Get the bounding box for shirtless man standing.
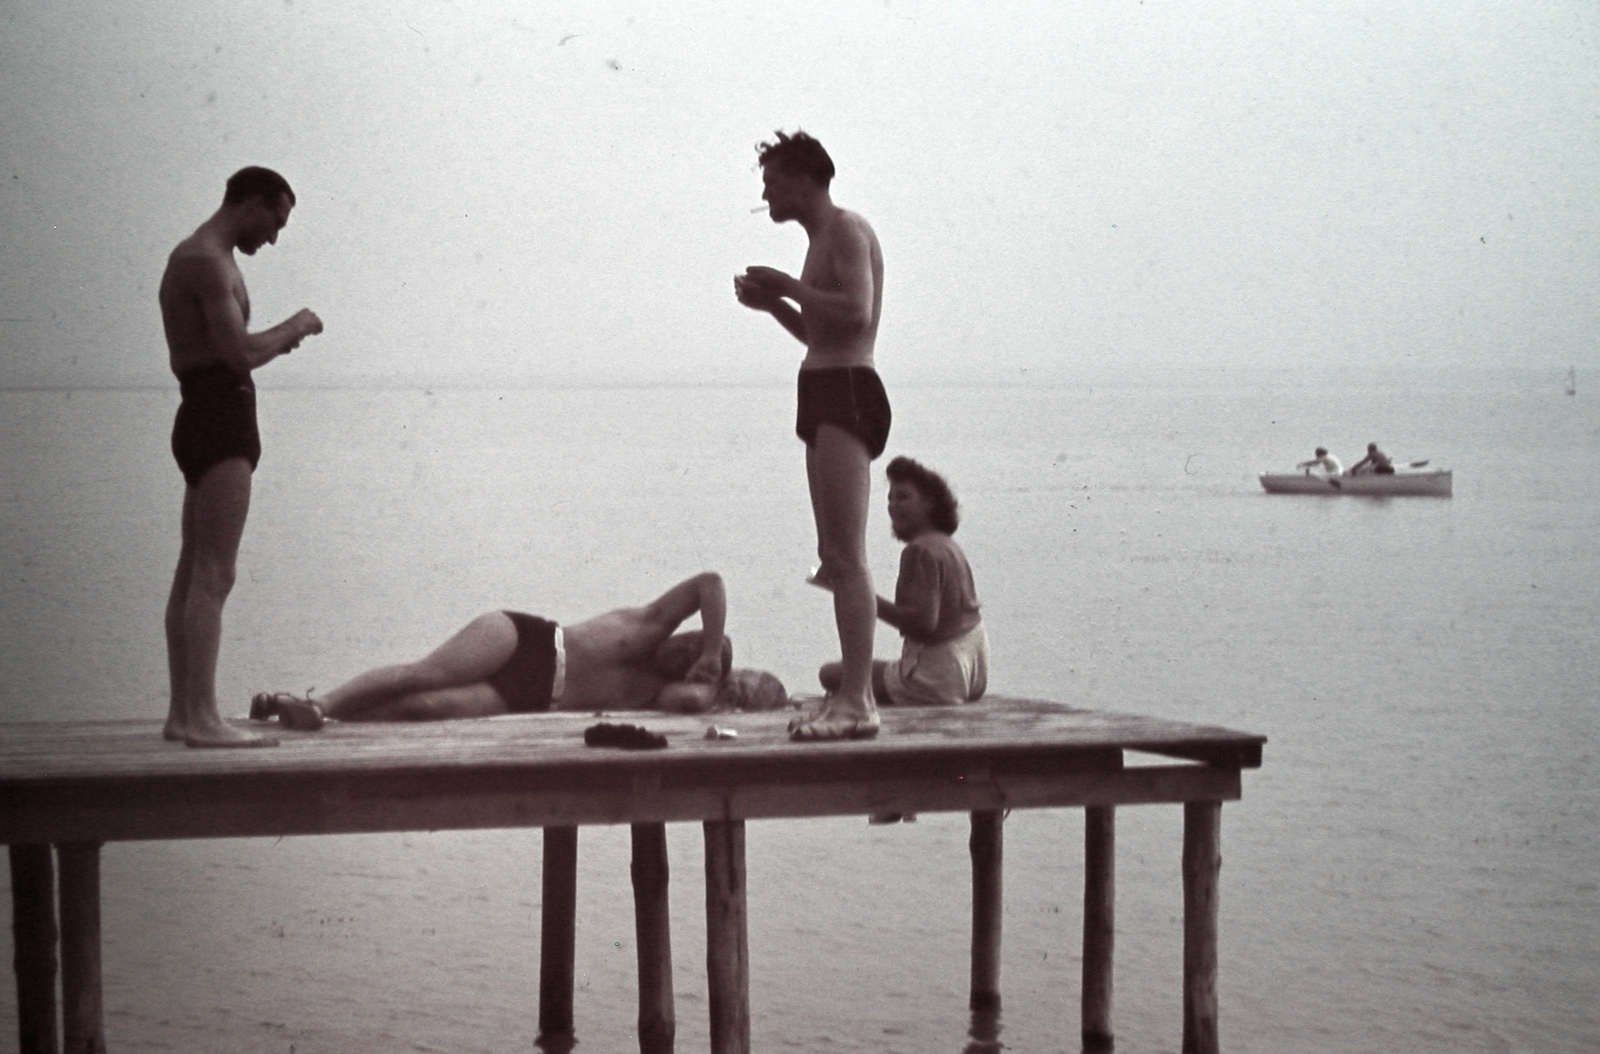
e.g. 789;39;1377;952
735;130;887;740
160;167;323;747
249;572;788;726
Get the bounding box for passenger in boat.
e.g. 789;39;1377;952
250;572;788;729
1296;447;1344;477
1349;442;1395;475
817;457;988;707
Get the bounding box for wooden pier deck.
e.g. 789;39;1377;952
2;697;1265;1053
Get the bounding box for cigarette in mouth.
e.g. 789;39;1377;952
750;204;769;213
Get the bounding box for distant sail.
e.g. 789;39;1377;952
1567;367;1577;397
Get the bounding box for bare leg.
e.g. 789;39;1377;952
804;425;877;722
818;660;890;702
319;612;520;721
163;458;276;747
163;496;196;733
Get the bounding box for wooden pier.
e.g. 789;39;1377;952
2;697;1264;1053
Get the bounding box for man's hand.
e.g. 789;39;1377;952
684;652;724;685
282;309;324;352
735;266;801;310
735;268;807;343
295;308;325;337
734;271;784;312
739;266;798;299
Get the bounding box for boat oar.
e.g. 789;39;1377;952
1407;460;1429;468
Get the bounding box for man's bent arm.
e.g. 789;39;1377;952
742;220;876;341
737;277;808;344
766;218;877;334
643;572;728;673
765;299;808;345
188;258;319;372
692;573;728;672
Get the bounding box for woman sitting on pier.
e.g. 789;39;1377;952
252;572;787;729
817;457;988;707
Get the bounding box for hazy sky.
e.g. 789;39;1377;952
2;0;1595;387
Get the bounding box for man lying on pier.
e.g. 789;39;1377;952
251;572;787;730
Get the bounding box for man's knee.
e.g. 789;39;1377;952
188;555;239;598
394;663;445;697
817;542;870;574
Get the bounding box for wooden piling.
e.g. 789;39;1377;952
538;826;578;1043
9;844;58;1054
630;823;675;1054
1082;805;1115;1051
969;809;1004;1013
1182;801;1221;1054
703;819;749;1054
55;844;104;1054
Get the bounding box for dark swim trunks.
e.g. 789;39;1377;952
795;366;892;460
487;612;560;713
171;362;261;487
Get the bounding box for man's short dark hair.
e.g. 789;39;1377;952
886;456;961;535
224;166;296;207
756;130;835;187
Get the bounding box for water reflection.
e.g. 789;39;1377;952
534;1030;576;1054
962;1008;1004;1054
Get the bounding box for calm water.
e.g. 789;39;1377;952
2;371;1597;1053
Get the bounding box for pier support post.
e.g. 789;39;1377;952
630;823;675;1054
969;809;1004;1013
702;819;749;1054
9;844;59;1054
1082;805;1115;1052
1181;801;1221;1054
56;843;104;1054
538;826;579;1045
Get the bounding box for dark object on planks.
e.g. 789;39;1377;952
583;722;669;750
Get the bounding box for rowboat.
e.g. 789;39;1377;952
1258;468;1452;497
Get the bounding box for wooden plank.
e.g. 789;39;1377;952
0;763;1239;845
630;823;675;1054
1182;801;1222;1054
537;827;578;1044
968;810;1003;1013
1082;806;1115;1052
703;820;749;1054
9;844;58;1054
2;701;1261;845
56;843;104;1054
0;699;1265;783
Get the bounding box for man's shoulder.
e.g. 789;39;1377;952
165;236;230;275
832;207;878;243
163;238;237;295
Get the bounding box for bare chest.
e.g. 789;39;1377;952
560;664;665;711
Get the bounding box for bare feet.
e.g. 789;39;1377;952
788;694;880;741
169;714;279;748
